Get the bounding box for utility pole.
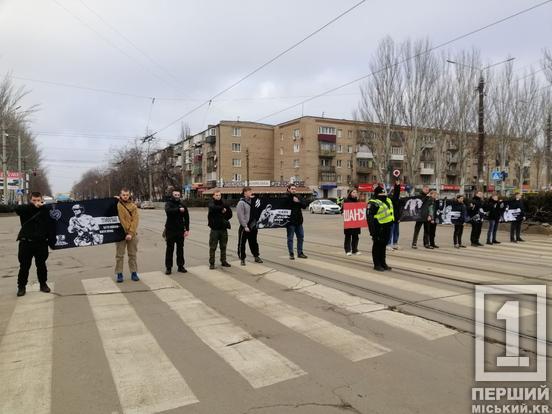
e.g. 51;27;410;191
546;112;551;189
2;122;7;205
17;133;22;204
246;147;250;185
477;75;485;191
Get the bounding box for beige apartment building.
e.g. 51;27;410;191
151;115;543;199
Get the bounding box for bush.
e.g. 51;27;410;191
522;192;552;223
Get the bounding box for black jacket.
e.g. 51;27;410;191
417;191;431;223
343;195;362;235
15;204;50;242
485;199;504;221
468;195;484;222
208;199;233;230
508;199;526;221
390;184;401;222
164;197;190;238
286;193;307;226
451;201;468;225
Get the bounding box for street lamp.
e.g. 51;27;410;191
447;57;515;192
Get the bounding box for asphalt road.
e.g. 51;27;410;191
1;208;551;414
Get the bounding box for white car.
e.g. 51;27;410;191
309;199;341;214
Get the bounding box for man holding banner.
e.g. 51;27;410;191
342;189;364;255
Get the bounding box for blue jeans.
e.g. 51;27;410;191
487;220;499;242
388;222;399;245
287;224;304;255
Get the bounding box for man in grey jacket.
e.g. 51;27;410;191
237;187;263;266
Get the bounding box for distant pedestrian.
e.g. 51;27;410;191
412;186;431;249
509;192;526;243
286;184;308;260
485;193;503;245
237;187;263;266
452;194;468;248
343;189;361;256
368;185;394;271
115;188;140;282
387;180;401;250
15;191;51;297
468;191;485;246
208;191;233;269
425;190;439;249
164;190;190;274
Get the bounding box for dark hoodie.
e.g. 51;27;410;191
286;192;307;226
164;196;190;238
208;198;233;230
15;203;50;242
343;194;361;235
484;198;504;221
468;194;484;223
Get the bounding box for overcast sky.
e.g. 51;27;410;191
0;0;550;194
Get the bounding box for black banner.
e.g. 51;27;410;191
399;196;424;222
501;201;522;223
47;198;125;249
252;197;292;229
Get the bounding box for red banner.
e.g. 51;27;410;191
343;202;368;229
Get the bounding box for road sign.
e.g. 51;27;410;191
392;169;401;177
16;189;25;196
491;171;502;181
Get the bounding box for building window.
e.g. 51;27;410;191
337;129;342;138
232;159;241;167
293;128;300;138
357;159;370;168
347;145;353;153
391;146;404;155
320;158;331;167
232;127;241;137
280;161;283;169
337;144;343;153
233;173;241;181
293;159;300;168
293;143;300;153
347;160;352;169
232;143;241;152
336;160;342;168
280;147;284;155
318;126;336;135
280;133;284;141
337;175;342;184
346;175;351;183
348;130;353;138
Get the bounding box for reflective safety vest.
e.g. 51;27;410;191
369;198;394;224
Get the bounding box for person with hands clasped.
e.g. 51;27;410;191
115;188;140;283
164;190;190;275
237;187;263;266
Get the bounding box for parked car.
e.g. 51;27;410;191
140;200;155;209
308;199;341;214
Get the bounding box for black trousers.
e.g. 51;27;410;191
18;240;49;288
425;222;437;247
344;233;359;253
165;235;184;269
372;225;391;268
412;221;426;245
510;221;522;241
470;222;482;244
453;224;464;245
209;229;228;264
237;226;260;260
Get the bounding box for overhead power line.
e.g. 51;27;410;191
255;0;552;122
150;0;369;136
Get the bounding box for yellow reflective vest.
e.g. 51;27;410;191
369;198;394;224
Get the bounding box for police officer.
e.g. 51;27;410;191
368;185;394;271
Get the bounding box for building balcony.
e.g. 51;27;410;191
318;134;337;143
390;154;404;161
420;167;435;175
193;154;203;162
319;165;336;174
205;136;216;145
319;172;337;185
356;165;373;174
207;164;216;173
207;151;216;159
319;147;336;157
192;166;203;175
356;151;373;159
206;180;217;188
446;168;458;176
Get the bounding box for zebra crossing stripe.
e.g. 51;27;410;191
140;272;306;388
189;266;391;362
238;263;455;340
82;278;198;414
0;284;55;414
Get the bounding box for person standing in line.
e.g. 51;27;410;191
237;187;263;266
509;192;526;243
412;185;431;249
485;193;503;245
115;188;140;282
425;190;439;249
368;185;394;271
15;191;52;297
452;194;468;248
208;190;233;269
387;180;401;251
164;190;190;274
468;191;485;246
343;189;362;256
286;184;308;260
